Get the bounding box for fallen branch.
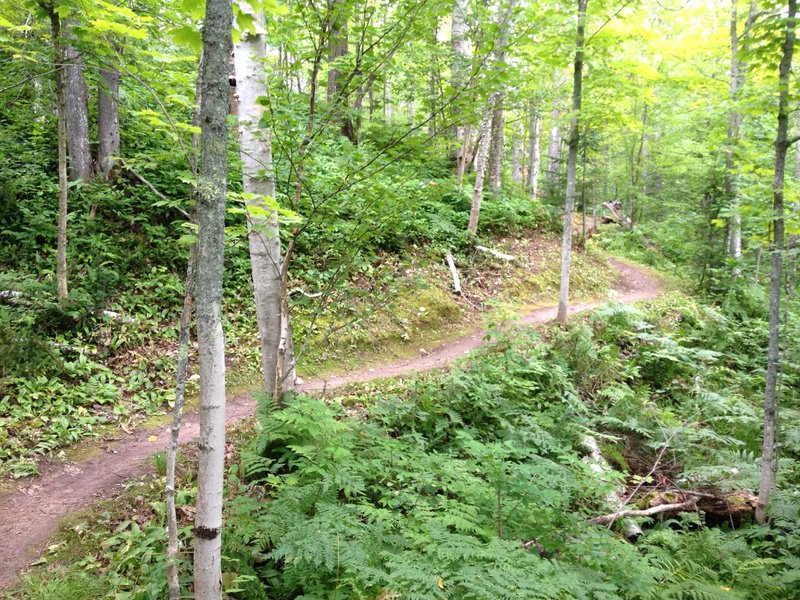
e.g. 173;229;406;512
123;166;191;220
475;245;515;261
589;498;698;525
287;287;324;299
445;253;462;294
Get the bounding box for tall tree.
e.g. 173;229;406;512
193;0;233;593
725;0;757;271
468;96;495;235
327;0;354;140
97;66;120;181
233;10;285;398
487;0;518;194
450;0;469;163
46;4;69;302
557;0;588;324
62;22;93;181
526;105;542;198
755;0;796;525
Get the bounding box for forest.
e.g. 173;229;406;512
0;0;799;597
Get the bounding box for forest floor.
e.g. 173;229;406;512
0;257;662;590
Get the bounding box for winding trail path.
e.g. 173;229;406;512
0;258;661;589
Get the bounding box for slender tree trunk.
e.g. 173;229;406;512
234;16;285;398
98;66;120;181
756;0;795;525
726;0;757;271
193;0;232;593
511;129;523;185
327;0;353;140
468;96;495;235
457;123;472;186
487;0;518;194
557;0;588;324
527;106;542;198
451;0;469;162
166;245;196;600
48;9;69;302
383;77;393;125
546;109;562;190
62;23;92;181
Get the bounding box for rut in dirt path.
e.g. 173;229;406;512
0;258;661;590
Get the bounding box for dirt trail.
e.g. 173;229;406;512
0;258;661;589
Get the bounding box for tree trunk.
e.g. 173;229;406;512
97;66;120;181
468;96;495;235
487;0;517;194
756;0;795;525
510;129;523;185
546;109;562;190
527;106;542;198
327;0;353;140
557;0;588;324
166;245;196;600
457;123;472;186
193;0;232;593
48;9;69;302
451;0;469;162
62;23;93;181
725;0;757;271
234;17;285;398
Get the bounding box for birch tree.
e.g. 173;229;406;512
233;10;286;398
62;22;93;181
468;96;495;235
556;0;587;324
725;0;757;271
756;0;796;524
526;106;542;198
193;0;233;593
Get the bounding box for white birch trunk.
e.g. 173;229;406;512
527;108;542;198
234;16;286;398
511;129;523;185
468;97;495;235
546;111;562;189
193;0;232;593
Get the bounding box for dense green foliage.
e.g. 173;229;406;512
13;288;799;599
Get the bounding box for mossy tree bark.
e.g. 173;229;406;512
193;0;232;593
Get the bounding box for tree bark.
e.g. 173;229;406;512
468;96;495;235
451;0;469;162
62;23;93;181
234;16;285;398
546;109;562;190
166;245;196;600
98;66;121;181
756;0;795;525
487;0;518;194
557;0;588;324
327;0;353;140
511;129;523;185
193;0;232;593
725;0;757;271
527;106;542;198
48;8;69;302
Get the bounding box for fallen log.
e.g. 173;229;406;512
475;245;515;261
582;436;643;537
445;253;462;295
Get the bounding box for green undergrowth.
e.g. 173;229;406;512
10;292;800;599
